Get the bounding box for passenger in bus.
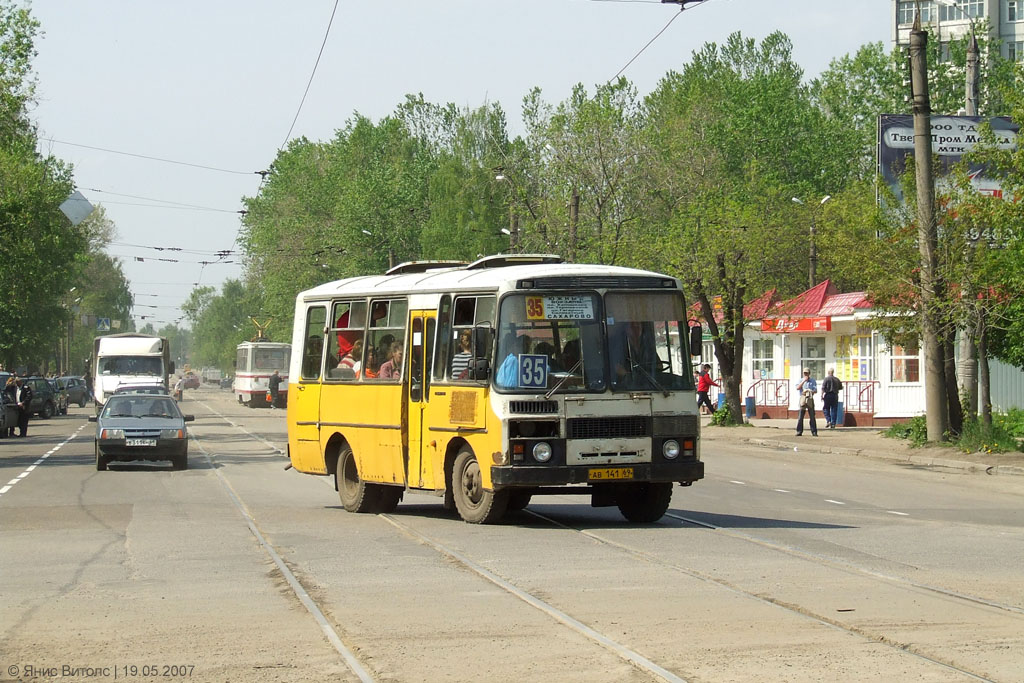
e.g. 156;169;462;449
534;341;556;367
336;339;362;378
612;321;657;384
378;341;403;380
362;346;380;379
495;333;526;388
450;330;473;380
561;339;581;372
376;334;395;364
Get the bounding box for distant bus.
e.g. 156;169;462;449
235;341;290;407
286;254;704;524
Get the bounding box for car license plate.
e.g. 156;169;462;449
126;438;157;447
588;467;634;481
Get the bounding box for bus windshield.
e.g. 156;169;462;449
254;348;289;371
606;291;693;392
495;293;605;393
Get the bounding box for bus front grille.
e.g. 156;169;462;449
510;400;558;414
568;417;649;439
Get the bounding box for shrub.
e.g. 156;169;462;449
884;415;928;447
710;404;737;426
956;417;1022;454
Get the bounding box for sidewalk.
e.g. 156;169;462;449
700;416;1024;477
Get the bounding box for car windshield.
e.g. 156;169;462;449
494;293;605;393
605;291;694;392
102;396;180;418
99;356;164;376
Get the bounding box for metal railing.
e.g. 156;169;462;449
745;379;790;407
842;380;879;413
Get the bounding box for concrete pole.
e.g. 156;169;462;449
958;31;980;418
910;14;949;441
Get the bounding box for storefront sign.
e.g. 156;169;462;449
761;317;831;333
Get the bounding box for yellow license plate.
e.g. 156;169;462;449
588;467;634;481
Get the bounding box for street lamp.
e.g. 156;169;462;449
495;172;520;252
792;195;831;288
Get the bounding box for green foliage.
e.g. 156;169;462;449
995;408;1024;438
884;415;929;446
709;404;737;427
956;416;1021;454
182;280;255;371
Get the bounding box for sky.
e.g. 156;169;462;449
27;0;892;331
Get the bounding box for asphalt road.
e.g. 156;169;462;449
1;385;1022;682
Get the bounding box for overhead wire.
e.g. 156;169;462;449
40;137;256;175
610;1;710;81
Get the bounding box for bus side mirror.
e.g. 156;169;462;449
468;359;490;380
689;325;702;356
169;362;176;374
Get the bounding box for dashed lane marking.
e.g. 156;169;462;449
0;423;87;500
887;511;910;516
824;499;846;505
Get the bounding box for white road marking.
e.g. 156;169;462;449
0;424;86;501
824;499;846;505
729;480;746;485
773;489;790;493
887;510;909;516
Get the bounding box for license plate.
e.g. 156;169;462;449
588;467;634;481
125;438;157;447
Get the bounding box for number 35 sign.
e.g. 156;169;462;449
518;354;549;389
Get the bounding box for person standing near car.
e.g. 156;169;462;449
15;377;33;437
268;370;282;409
4;377;17;437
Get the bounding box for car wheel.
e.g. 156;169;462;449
173;454;188;470
79;397;87;408
41;401;54;419
95;444;108;471
336;445;380;513
452;447;508;524
616;482;673;523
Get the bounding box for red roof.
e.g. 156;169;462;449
817;291;871;317
771;280;839;317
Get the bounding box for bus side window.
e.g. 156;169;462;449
328;300;366;381
365;299;408;383
301;306;327;380
433;295;452;382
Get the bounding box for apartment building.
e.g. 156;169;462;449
892;0;1024;60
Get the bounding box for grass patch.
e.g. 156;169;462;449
885;412;1024;454
883;415;928;446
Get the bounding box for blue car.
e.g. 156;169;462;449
89;394;195;471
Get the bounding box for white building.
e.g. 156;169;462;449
699;281;1024;425
892;0;1024;62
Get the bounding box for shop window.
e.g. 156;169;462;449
890;342;921;383
800;336;826;380
835;333;874;381
751;338;774;379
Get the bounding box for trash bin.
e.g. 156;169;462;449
745;396;755;418
836;401;844;427
717;393;726;409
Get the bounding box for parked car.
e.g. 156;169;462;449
23;376;58;419
48;378;70;415
89;393;194;471
57;376;90;408
219;375;233;390
113;383;170;396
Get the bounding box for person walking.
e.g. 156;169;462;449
268;370;282;409
696;364;719;415
821;368;843;429
15;377;33;438
795;369;817;436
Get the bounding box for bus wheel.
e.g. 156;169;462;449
616;482;673;523
375;486;403;513
508;491;532;511
337;445;380;513
452;447;508;524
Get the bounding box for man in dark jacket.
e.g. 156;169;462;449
15;377;33;437
268;370;282;409
821;368;843;429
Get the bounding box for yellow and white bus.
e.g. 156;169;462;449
286;254;705;524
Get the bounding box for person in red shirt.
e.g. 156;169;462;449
696;363;719;414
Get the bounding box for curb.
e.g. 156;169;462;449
734;437;1024;477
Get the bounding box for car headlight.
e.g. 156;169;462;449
100;428;124;439
663;439;680;459
532;442;553;463
160;429;185;439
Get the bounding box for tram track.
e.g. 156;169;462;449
188;394;1018;682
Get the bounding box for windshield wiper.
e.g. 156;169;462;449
544;359;584;400
629;361;670;397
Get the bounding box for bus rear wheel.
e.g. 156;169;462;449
452;448;508;524
616;482;673;523
337;445;380;513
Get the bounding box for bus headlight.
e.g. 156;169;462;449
532;442;553;463
663;439;680;460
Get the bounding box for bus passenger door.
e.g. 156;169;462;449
289;305;327;474
405;311;435;489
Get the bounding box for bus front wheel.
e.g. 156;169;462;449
337;445;380;513
616;482;673;523
452;448;508;524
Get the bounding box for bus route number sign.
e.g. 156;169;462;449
526;296;594;321
518;354;548;389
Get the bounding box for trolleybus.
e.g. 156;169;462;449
286;254;704;524
235;341;291;407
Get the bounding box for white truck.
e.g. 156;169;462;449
91;334;174;412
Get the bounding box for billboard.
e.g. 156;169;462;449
877;114;1017;204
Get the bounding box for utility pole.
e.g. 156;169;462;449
957;28;981;420
910;13;949;441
